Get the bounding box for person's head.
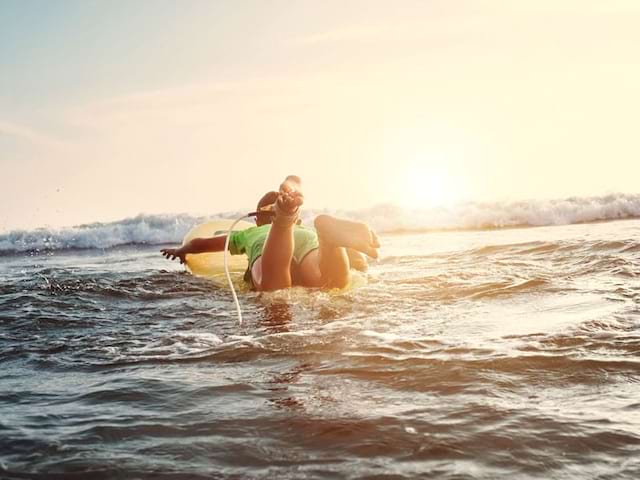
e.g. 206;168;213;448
255;191;278;226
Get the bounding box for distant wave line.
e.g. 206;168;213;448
1;193;639;254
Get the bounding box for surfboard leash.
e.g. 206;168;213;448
224;207;275;325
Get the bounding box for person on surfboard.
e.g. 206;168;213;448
160;175;380;291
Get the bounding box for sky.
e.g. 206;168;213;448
1;0;640;231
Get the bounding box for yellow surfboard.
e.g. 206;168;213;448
182;219;254;286
182;218;367;292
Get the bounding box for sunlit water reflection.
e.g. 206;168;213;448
1;220;639;478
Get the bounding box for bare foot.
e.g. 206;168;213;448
281;175;301;192
314;215;380;259
273;175;304;224
346;248;368;272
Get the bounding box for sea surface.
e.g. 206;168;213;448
1;197;639;479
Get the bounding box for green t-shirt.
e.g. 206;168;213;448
228;224;319;268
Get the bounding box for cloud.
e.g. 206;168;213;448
501;0;640;14
295;1;640;48
292;17;490;48
65;74;326;132
297;25;403;45
0;120;70;150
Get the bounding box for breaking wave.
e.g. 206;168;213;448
1;193;639;254
353;192;640;233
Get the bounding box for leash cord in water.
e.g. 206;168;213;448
224;215;250;326
223;208;275;326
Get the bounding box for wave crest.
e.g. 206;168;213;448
0;214;203;255
1;194;639;254
348;193;640;233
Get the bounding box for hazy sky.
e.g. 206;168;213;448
1;0;639;230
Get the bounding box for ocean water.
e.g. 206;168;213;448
1;198;639;479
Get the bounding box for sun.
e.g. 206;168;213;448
399;165;462;208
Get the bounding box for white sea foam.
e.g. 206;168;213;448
1;194;639;254
343;193;640;233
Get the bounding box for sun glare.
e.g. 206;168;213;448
399;165;462;208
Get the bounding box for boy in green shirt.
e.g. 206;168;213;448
161;176;379;291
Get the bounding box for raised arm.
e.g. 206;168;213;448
160;235;228;264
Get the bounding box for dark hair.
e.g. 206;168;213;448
256;191;278;225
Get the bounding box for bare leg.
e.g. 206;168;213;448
254;176;303;291
318;242;351;289
313;214;380;289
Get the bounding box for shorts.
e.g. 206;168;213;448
243;225;320;286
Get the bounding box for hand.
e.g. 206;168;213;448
160;247;187;264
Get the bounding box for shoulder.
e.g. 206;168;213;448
233;224;269;240
232;224;262;235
